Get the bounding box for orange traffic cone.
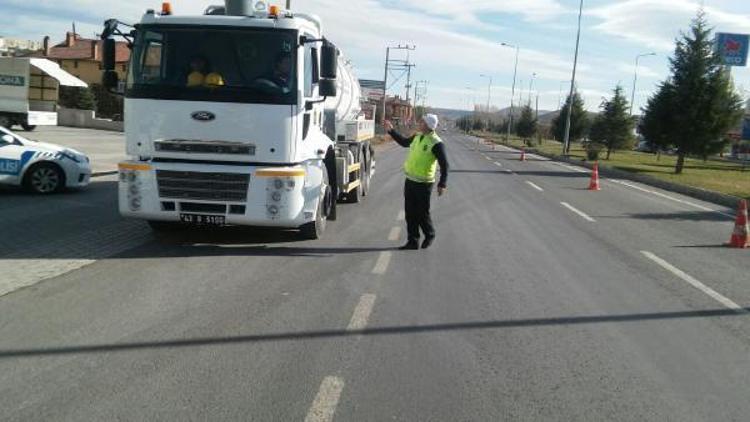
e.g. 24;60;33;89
588;162;601;191
519;147;526;161
728;199;749;248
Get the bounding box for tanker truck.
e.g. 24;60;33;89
100;0;375;239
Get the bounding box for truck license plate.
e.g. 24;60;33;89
179;214;226;225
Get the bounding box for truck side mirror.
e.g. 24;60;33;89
102;38;116;71
321;43;338;79
102;70;119;90
319;79;337;97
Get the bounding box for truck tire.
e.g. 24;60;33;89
361;146;371;197
300;166;329;240
0;114;11;129
324;151;337;221
23;162;65;194
21;123;36;131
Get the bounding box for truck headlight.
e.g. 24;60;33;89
129;196;142;211
273;178;284;190
271;191;282;202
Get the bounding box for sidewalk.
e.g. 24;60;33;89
26;126;124;176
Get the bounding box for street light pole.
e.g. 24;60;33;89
528;73;537;105
630;52;656;116
562;0;584;155
501;43;519;143
479;74;493;131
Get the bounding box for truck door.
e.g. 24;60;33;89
301;38;319;141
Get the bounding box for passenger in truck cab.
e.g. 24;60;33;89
186;55;225;88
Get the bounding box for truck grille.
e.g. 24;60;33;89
155;140;255;155
156;170;250;202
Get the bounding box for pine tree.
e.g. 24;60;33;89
552;90;588;149
642;11;744;173
640;81;676;156
588;85;635;159
515;104;537;145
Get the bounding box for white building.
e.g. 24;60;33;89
0;37;42;56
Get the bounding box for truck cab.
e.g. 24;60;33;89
103;0;374;238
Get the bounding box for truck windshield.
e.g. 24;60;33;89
126;26;297;105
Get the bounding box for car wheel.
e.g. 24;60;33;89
24;162;64;194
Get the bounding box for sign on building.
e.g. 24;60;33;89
0;74;25;86
715;33;749;67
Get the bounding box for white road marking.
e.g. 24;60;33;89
560;202;596;222
397;210;405;221
553;161;589;173
609;179;735;219
372;251;392;274
485;155;492;160
641;251;745;313
387;226;401;241
347;294;377;330
505;169;515;174
305;376;345;422
493;161;503;167
525;181;544;192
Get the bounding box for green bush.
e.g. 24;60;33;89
58;86;97;110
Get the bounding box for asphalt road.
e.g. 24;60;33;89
1;130;749;421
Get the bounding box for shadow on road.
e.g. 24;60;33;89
510;170;588;178
450;169;509;175
599;211;732;222
2;307;747;359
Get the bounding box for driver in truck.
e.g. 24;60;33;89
269;53;292;93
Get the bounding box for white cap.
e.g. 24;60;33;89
422;113;439;130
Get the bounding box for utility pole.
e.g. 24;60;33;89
380;44;415;127
404;63;416;103
562;0;584;155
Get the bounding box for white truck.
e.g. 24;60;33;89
101;0;375;239
0;57;88;130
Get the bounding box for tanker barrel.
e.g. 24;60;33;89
323;57;361;123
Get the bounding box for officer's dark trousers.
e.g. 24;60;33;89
404;178;435;242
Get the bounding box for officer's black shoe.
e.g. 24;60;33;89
421;236;435;249
398;241;419;250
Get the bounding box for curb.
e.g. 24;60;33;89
490;139;745;209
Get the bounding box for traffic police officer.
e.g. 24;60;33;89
385;114;449;250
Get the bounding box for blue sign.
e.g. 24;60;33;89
715;33;749;67
743;117;750;140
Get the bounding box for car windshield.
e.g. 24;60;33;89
0;127;28;145
127;26;297;105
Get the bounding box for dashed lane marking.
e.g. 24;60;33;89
560;202;596;222
397;210;405;221
347;294;377;330
493;161;503;167
641;251;745;313
525;181;544;192
304;376;345;422
372;251;392;275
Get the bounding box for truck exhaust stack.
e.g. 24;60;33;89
224;0;250;16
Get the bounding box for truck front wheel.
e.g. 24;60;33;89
300;165;330;240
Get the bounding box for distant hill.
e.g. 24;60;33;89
430;108;473;121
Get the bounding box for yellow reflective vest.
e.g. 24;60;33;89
404;132;442;183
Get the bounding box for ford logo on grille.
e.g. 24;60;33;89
191;111;215;121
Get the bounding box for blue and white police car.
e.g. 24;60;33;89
0;126;91;193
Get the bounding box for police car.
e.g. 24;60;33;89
0;126;91;193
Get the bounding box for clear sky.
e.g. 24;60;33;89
2;0;749;112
